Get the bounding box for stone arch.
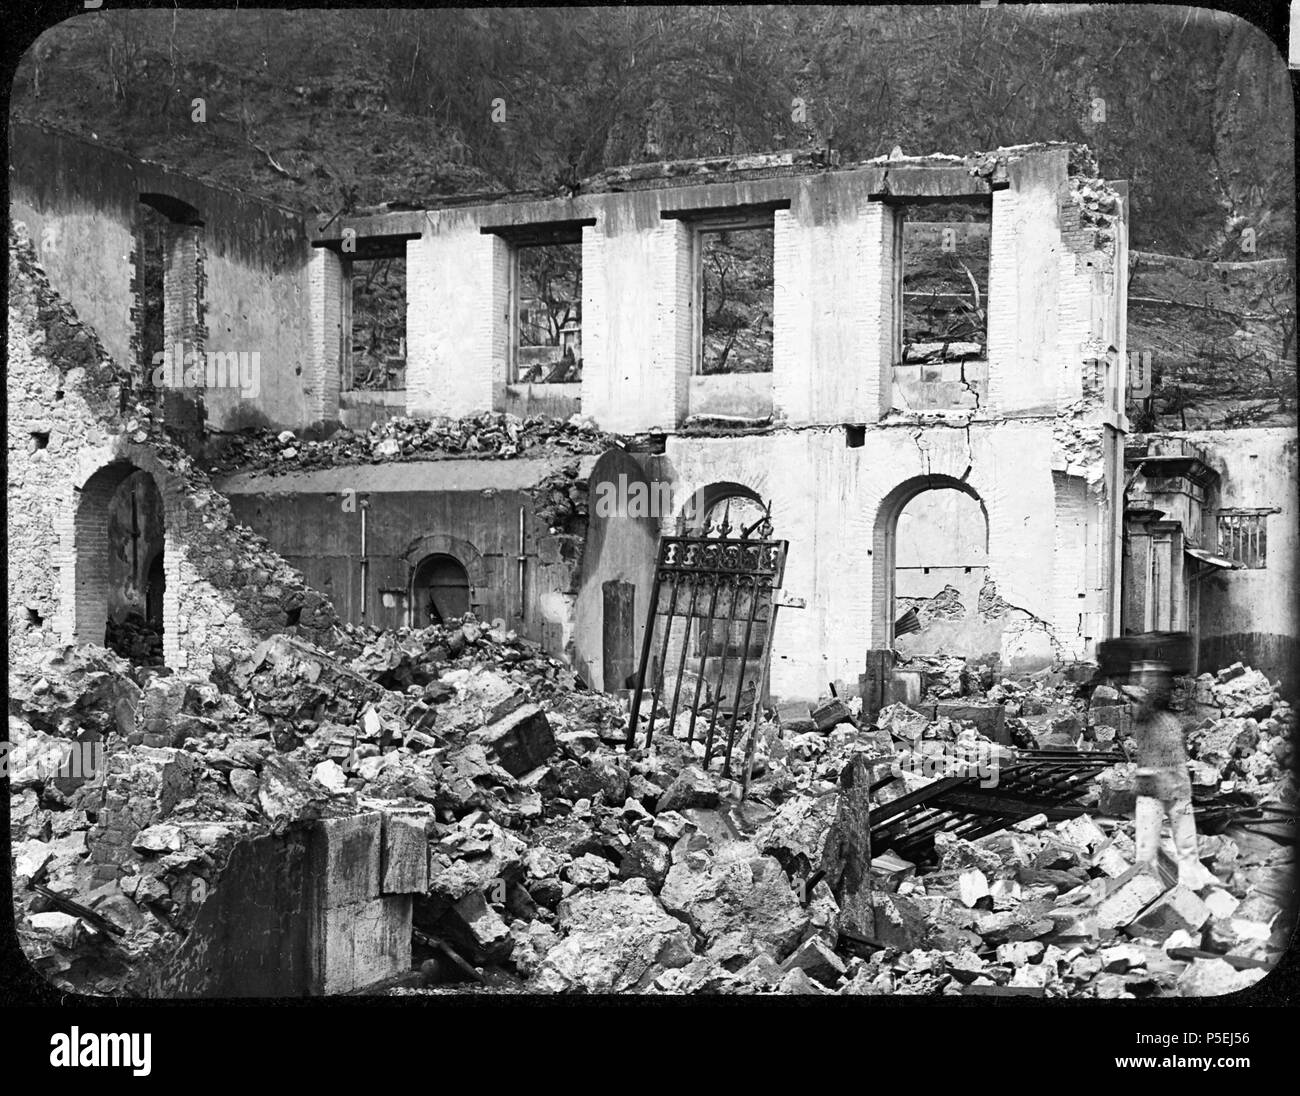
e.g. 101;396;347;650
677;480;767;534
65;448;184;664
871;474;987;648
411;554;471;627
402;534;485;626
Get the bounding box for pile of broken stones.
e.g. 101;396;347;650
10;622;1294;997
205;412;618;476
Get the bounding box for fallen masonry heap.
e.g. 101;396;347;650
10;610;1294;997
204;413;621;477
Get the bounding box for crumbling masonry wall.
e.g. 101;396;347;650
10;122;323;432
7;227;339;673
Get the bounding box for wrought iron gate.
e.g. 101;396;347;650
627;505;788;775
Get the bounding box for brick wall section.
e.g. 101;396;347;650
306;247;343;425
405;228;508;418
652;218;693;429
771;209;807;423
403;229;436;415
8;227;340;673
773;197;885;425
860;202;900;423
487;233;511;411
578;221;608;423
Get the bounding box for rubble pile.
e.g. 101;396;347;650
205;413;619;477
10;628;1293;998
1184;663;1295;799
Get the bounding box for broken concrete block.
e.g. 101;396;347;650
131;823;183;854
1055;813;1107;851
996;940;1045;965
618;837;670;892
470;703;555;777
877;702;929;742
1100;943;1148;972
533;878;695;993
381;813;429;894
1096;865;1166;930
777;967;831;995
811;698;853;732
1176;957;1268;997
934;701;1007;744
870;892;926;951
780;936;846;987
656;765;720;814
1090;839;1134;879
309;813;383;908
652;810;689;843
563;853;613;888
958;868;990;908
1127;885;1211;941
1202;888;1241;921
869;851;916;891
660;842;808;960
443;889;513;965
311;759;347;792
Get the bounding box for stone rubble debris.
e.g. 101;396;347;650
10;620;1293;997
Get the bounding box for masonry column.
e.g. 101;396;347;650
307;247;343;426
861;201;901;422
650;218;693;432
578;221;609;427
771;208;811;424
159;224;206;434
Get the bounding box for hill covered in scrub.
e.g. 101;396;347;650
10;5;1295;427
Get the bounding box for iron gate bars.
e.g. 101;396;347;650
627;506;788;775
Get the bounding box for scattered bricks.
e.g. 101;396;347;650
868;892;927;950
1127;885;1211;942
380;813;429;894
934;701;1007;744
811;698;853;733
470;703;555;777
780;936;846;987
777;701;816;733
1096;865;1166;930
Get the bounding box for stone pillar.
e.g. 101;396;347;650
307;247;343;426
651;218;694;431
861;201;901;422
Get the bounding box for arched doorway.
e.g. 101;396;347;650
73;459;168;662
411;553;470;627
871;475;987;650
670;483;775;713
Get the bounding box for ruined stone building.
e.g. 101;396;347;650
10;121;1297;704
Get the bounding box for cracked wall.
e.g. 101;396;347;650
8;227;339;674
